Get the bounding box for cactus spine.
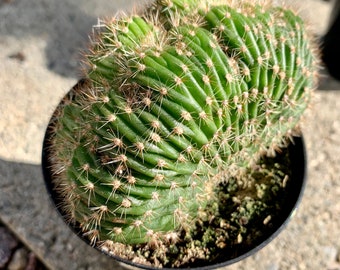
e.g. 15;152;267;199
49;0;317;261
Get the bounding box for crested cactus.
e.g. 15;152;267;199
48;0;318;266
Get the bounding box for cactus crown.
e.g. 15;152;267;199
48;0;317;265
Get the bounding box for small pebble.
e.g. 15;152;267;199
8;248;27;270
8;52;26;62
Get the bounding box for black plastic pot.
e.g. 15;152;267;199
42;81;307;270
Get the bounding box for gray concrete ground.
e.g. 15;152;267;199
0;0;339;269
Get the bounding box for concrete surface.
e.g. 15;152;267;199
0;0;339;269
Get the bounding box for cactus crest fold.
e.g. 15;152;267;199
49;0;318;248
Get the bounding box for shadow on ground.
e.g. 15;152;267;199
0;0;133;78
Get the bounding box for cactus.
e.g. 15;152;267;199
48;0;318;265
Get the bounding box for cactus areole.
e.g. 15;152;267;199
43;0;318;268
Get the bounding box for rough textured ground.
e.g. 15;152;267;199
0;0;339;269
0;220;47;270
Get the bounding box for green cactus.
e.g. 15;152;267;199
48;0;317;262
